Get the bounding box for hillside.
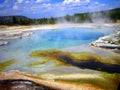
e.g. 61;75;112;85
0;8;120;25
0;16;32;25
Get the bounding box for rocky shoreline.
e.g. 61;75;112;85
0;41;8;46
91;30;120;50
0;31;33;46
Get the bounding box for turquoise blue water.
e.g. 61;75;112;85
0;27;113;62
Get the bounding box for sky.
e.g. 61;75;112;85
0;0;120;18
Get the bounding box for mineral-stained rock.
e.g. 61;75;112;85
91;30;120;49
0;79;53;90
0;31;33;40
0;41;8;46
0;31;33;46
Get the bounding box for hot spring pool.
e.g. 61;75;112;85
0;27;115;72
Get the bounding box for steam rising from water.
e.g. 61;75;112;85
56;11;111;24
90;11;110;23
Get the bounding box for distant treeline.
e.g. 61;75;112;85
0;8;120;25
